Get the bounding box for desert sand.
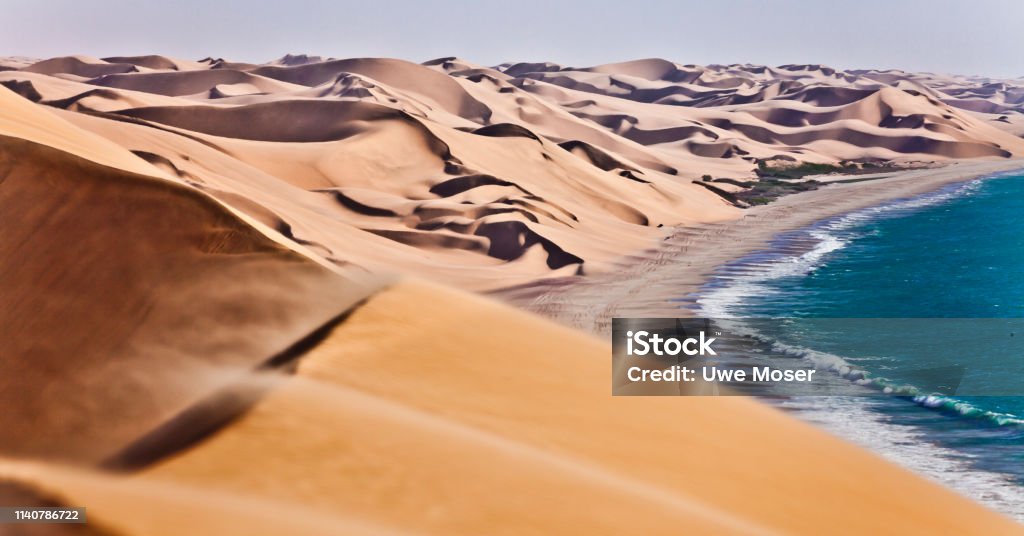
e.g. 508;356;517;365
3;56;1024;290
5;281;1023;534
2;54;1024;534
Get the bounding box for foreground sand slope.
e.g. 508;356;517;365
4;280;1018;535
0;125;383;464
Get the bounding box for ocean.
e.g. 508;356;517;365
695;171;1024;519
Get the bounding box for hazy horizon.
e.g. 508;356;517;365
4;0;1023;78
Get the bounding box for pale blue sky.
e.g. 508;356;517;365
2;0;1022;77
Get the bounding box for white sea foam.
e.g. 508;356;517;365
779;396;1024;520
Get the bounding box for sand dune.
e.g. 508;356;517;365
22;55;139;78
0;84;166;174
0;126;383;463
143;280;1013;535
101;54;206;71
90;68;305;97
252;58;493;123
4;281;1020;534
5;55;1021;287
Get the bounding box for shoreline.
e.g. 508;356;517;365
497;158;1024;521
497;159;1024;334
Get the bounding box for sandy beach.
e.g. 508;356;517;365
498;159;1024;334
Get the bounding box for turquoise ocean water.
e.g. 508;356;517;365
695;171;1024;519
